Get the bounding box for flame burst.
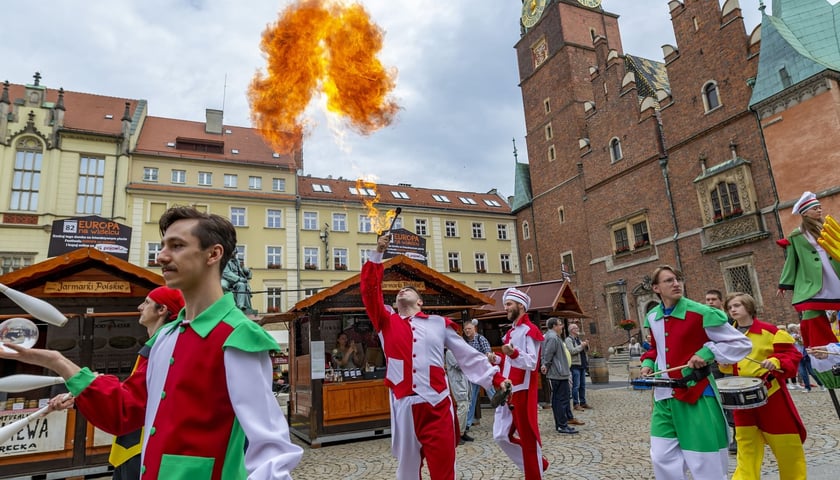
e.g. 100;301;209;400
356;178;396;234
249;0;399;154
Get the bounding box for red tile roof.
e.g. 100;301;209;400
134;116;298;169
298;176;511;213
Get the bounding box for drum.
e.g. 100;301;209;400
717;377;768;410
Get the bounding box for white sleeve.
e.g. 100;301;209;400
445;328;500;391
224;348;303;480
704;323;752;364
508;334;540;371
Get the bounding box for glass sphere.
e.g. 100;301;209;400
0;317;39;352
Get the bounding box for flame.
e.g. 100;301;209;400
249;0;399;154
356;178;396;234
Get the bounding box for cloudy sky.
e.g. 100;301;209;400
5;1;764;198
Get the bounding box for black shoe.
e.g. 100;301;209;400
461;433;474;442
556;426;578;434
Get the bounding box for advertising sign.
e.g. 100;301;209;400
383;228;427;264
0;409;67;457
48;216;132;260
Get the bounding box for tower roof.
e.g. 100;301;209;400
750;0;840;106
510;161;533;213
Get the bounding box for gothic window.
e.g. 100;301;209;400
522;221;530;240
609;137;623;162
703;81;721;112
526;254;534;273
720;254;762;307
710;181;742;221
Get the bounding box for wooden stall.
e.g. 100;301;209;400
475;279;590;407
0;248;164;479
272;255;493;447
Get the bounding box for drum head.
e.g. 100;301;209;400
716;377;762;391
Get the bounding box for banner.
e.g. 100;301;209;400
384;228;427;264
0;409;67;457
48;216;132;260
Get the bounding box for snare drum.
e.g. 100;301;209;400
630;377;682;389
717;377;768;410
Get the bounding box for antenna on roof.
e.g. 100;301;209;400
221;73;228;130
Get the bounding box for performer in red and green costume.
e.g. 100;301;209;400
0;207;302;479
719;292;806;480
640;265;751;480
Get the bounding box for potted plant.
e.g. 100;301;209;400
450;266;460;273
304;263;317;270
267;263;282;269
334;264;348;271
619;319;637;331
615;246;630;255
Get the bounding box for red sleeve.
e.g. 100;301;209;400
73;357;149;436
640;335;657;364
769;332;802;380
361;260;391;332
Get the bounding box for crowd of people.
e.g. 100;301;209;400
2;190;838;480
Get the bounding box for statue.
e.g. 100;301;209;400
222;258;255;314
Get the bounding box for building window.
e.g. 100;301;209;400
459;196;477;205
304;247;319;269
475;253;487;273
391;191;410;199
267;209;283;229
224;174;238;188
333;248;348;270
391;217;403;229
332;213;348;232
359;215;372;233
558;207;565;224
267;246;282;268
720;254;762;307
561;252;574;277
526;254;534;273
611;214;650;254
312;184;333;193
235;245;246;266
415;219;428;236
710;181;742;222
146;243;162;267
500;253;511;273
445;220;458;238
522;221;530;240
548;145;556;162
609;137;623;162
10;138;43;211
0;254;34;275
266;287;283;313
472;222;484;239
272;178;286;192
249;176;262;190
544;98;550;114
448;252;461;272
545;123;553;140
497;224;508;240
303;212;318;230
230;207;246;227
198;171;212;186
360;248;374;266
702;81;721;112
171;169;186;184
432;194;451;203
77;156;105;214
609;291;627;325
143;167;159;182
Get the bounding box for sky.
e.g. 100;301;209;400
5;1;765;199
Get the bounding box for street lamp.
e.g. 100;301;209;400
319;223;329;268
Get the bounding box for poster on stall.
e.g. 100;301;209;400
0;409;67;457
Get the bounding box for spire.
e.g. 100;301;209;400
512;137;519;163
33;71;41;86
56;88;65;111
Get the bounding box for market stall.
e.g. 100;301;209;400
0;248;164;479
270;254;492;447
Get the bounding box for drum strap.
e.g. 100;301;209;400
672;364;711;388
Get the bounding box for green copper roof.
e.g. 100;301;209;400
510;161;533;213
750;0;840;106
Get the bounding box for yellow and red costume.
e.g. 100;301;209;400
719;318;806;480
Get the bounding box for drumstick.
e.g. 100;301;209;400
641;363;689;377
743;356;785;374
808;349;840;355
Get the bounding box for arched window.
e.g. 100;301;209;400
526;254;534;273
609;137;623;162
11;137;43;211
703;81;720;112
522;221;530;240
710;181;742;221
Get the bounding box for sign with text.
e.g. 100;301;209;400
384;228;427;264
48;216;132;260
0;409;67;457
44;281;132;294
382;281;427;293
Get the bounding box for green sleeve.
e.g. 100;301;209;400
224;320;279;353
65;367;97;396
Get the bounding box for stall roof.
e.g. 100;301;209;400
268;255;494;323
475;279;589;320
0;247;164;292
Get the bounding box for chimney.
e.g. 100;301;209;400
205;108;223;134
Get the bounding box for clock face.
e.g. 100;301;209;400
577;0;602;8
522;0;548;29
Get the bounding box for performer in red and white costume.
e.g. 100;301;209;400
489;288;548;479
361;234;510;480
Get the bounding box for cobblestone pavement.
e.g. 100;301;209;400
290;366;840;479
